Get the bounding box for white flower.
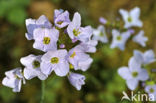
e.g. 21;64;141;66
20;54;47;80
145;85;156;101
93;25;108;43
33;27;59;52
133;30;148;47
118;57;149;90
68;46;93;71
119;7;143;28
76;40;98;53
67;12;92;42
145;85;156;95
25;15;52;40
133;49;156;65
68;72;85;90
2;68;25;92
41;49;69;77
110;29;131;51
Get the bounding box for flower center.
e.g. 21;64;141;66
99;32;104;37
15;75;20;80
33;60;40;68
150;88;154;93
73;29;81;36
132;72;138;78
116;36;122;41
43;37;51;44
69;64;74;69
51;57;59;64
70;52;76;58
57;21;63;25
127;16;132;22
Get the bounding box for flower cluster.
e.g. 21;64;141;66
93;6;156;101
93;7;148;51
118;49;156;100
2;9;97;92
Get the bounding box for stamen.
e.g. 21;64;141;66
70;52;76;58
127;17;132;22
116;36;122;41
57;21;63;25
99;32;104;36
43;37;51;44
73;29;81;36
33;60;40;68
51;57;59;64
150;88;154;93
132;72;138;78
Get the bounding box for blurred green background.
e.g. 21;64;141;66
0;0;156;103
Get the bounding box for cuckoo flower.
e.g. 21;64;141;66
20;54;47;80
119;7;143;28
68;46;93;71
25;15;52;40
133;50;156;65
78;58;93;71
93;25;108;43
145;85;156;95
67;12;92;42
54;9;70;28
33;27;59;52
118;57;149;90
68;72;85;90
133;30;148;47
110;29;131;51
41;49;69;76
76;40;98;53
145;85;156;101
2;68;25;92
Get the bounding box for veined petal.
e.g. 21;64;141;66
126;79;138;90
23;68;38;80
72;12;81;28
68;72;85;90
20;54;35;67
138;69;149;81
33;28;45;40
36;15;51;26
54;61;69;77
119;9;129;24
78;26;93;42
133;30;148;47
37;72;48;80
78;58;93;71
133;50;144;64
2;77;16;88
128;57;141;71
118;67;132;80
41;62;53;76
144;50;156;64
13;79;22;92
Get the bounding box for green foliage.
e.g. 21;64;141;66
7;8;27;25
0;0;30;25
0;87;16;103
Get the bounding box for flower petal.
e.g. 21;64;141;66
126;79;138;90
118;67;132;80
54;61;69;77
138;69;149;81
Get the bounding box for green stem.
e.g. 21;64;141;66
40;80;45;103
